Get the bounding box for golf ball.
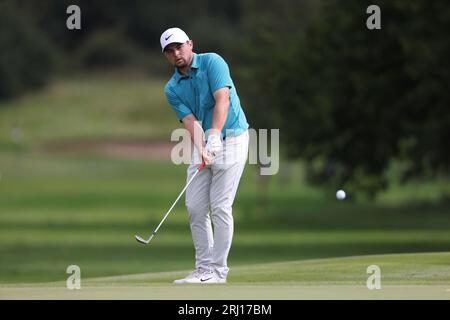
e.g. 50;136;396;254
336;189;346;200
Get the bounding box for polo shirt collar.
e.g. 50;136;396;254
191;53;199;70
175;53;199;83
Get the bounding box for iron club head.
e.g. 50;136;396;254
134;161;205;246
135;235;150;244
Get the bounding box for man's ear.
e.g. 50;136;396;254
188;40;194;50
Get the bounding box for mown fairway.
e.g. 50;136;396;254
1;151;450;285
1;75;450;299
1;253;449;299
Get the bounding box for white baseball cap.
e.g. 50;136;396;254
160;27;190;52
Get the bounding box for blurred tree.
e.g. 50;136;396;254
244;0;450;199
76;29;139;68
238;0;318;133
0;0;250;96
4;0;246;69
235;0;318;214
0;1;56;101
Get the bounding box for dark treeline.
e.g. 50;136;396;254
1;0;449;198
241;0;450;198
0;0;245;99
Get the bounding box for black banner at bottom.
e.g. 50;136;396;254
1;300;449;318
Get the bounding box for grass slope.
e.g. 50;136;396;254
0;73;173;146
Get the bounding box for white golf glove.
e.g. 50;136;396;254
203;133;222;165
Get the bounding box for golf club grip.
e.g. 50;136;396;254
198;160;206;171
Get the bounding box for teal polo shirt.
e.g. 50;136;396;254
164;53;249;139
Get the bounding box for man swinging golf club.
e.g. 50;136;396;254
160;27;249;284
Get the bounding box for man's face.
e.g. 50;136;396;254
163;40;193;69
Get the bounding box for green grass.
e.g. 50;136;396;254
0;73;173;145
1;253;449;299
1;151;450;284
1;74;450;294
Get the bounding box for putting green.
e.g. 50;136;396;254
1;252;449;300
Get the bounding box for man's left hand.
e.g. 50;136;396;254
204;133;222;163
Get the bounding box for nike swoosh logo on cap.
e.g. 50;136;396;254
165;34;173;41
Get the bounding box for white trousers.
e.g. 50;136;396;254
185;130;249;279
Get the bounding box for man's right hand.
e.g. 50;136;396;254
202;149;215;165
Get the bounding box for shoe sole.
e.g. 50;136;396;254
173;280;227;284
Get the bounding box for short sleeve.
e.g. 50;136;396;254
207;54;233;94
165;86;192;122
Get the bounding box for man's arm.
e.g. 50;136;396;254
209;87;230;137
182;87;229;164
181;114;208;161
200;87;229;163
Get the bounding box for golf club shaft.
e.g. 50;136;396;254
150;160;206;239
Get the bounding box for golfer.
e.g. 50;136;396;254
160;27;249;283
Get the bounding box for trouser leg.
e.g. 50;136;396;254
209;131;249;278
185;164;213;271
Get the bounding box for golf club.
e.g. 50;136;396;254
135;160;206;245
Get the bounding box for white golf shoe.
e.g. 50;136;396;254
198;270;227;284
173;269;226;284
173;270;203;284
